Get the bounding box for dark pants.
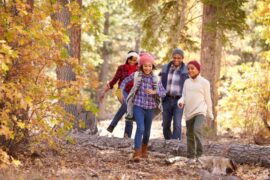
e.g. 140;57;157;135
109;91;133;137
162;97;183;140
186;114;204;158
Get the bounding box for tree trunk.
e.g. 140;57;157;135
200;4;222;133
171;0;187;48
134;25;141;52
76;135;270;168
98;11;110;119
53;0;97;132
150;139;270;168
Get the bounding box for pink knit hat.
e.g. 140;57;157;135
139;53;155;66
188;60;201;72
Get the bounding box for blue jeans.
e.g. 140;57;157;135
133;105;154;149
109;91;133;137
162;97;183;140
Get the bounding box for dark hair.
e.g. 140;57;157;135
128;50;138;54
139;64;156;71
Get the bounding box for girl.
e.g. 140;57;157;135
178;60;214;162
100;51;139;138
120;53;166;162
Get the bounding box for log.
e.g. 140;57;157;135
149;139;270;167
72;134;270;168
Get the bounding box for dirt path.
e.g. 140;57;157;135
1;120;269;180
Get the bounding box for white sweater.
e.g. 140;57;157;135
178;75;214;121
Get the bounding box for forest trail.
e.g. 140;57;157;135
1;120;269;180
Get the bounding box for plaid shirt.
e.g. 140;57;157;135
166;65;181;96
120;73;166;109
108;64;137;93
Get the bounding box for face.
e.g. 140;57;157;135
142;63;153;75
172;54;183;67
187;64;200;78
128;56;137;66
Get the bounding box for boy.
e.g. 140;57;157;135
178;60;214;161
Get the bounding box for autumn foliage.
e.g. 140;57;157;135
0;0;87;155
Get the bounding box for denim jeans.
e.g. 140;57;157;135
186;114;204;158
162;97;183;140
133;105;154;149
109;91;133;137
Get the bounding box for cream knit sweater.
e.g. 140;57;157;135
178;75;214;121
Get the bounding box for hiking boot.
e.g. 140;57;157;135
133;149;141;162
141;144;148;158
107;125;115;133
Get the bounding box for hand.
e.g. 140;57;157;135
178;102;184;109
209;114;214;121
145;89;157;95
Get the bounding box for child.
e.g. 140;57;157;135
178;60;214;162
120;53;166;162
100;51;139;138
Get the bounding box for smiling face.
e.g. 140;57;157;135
127;56;137;66
188;64;200;79
172;54;183;67
142;63;153;75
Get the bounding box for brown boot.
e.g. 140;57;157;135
133;149;141;162
141;144;148;158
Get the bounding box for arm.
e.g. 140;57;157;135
178;81;186;108
157;81;166;98
108;66;122;89
145;81;166;97
204;81;214;120
99;66;122;101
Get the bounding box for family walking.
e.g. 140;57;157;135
100;48;214;162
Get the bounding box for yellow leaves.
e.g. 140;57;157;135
66;136;76;145
0;43;18;59
12;159;22;167
1;63;9;72
0;126;14;139
17;122;26;129
218;61;270;134
0;149;21;169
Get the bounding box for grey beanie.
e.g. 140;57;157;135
172;48;184;57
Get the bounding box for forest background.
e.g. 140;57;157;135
0;0;269;171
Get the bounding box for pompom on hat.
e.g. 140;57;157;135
187;60;201;72
139;52;155;66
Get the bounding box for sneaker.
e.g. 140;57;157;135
107;125;115;133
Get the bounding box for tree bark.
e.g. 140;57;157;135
134;25;140;52
53;0;97;132
98;11;110;119
200;4;222;132
171;0;187;48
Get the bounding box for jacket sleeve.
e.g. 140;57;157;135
120;73;134;91
108;66;122;89
157;81;167;98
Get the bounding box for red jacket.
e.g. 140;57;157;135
108;64;137;93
